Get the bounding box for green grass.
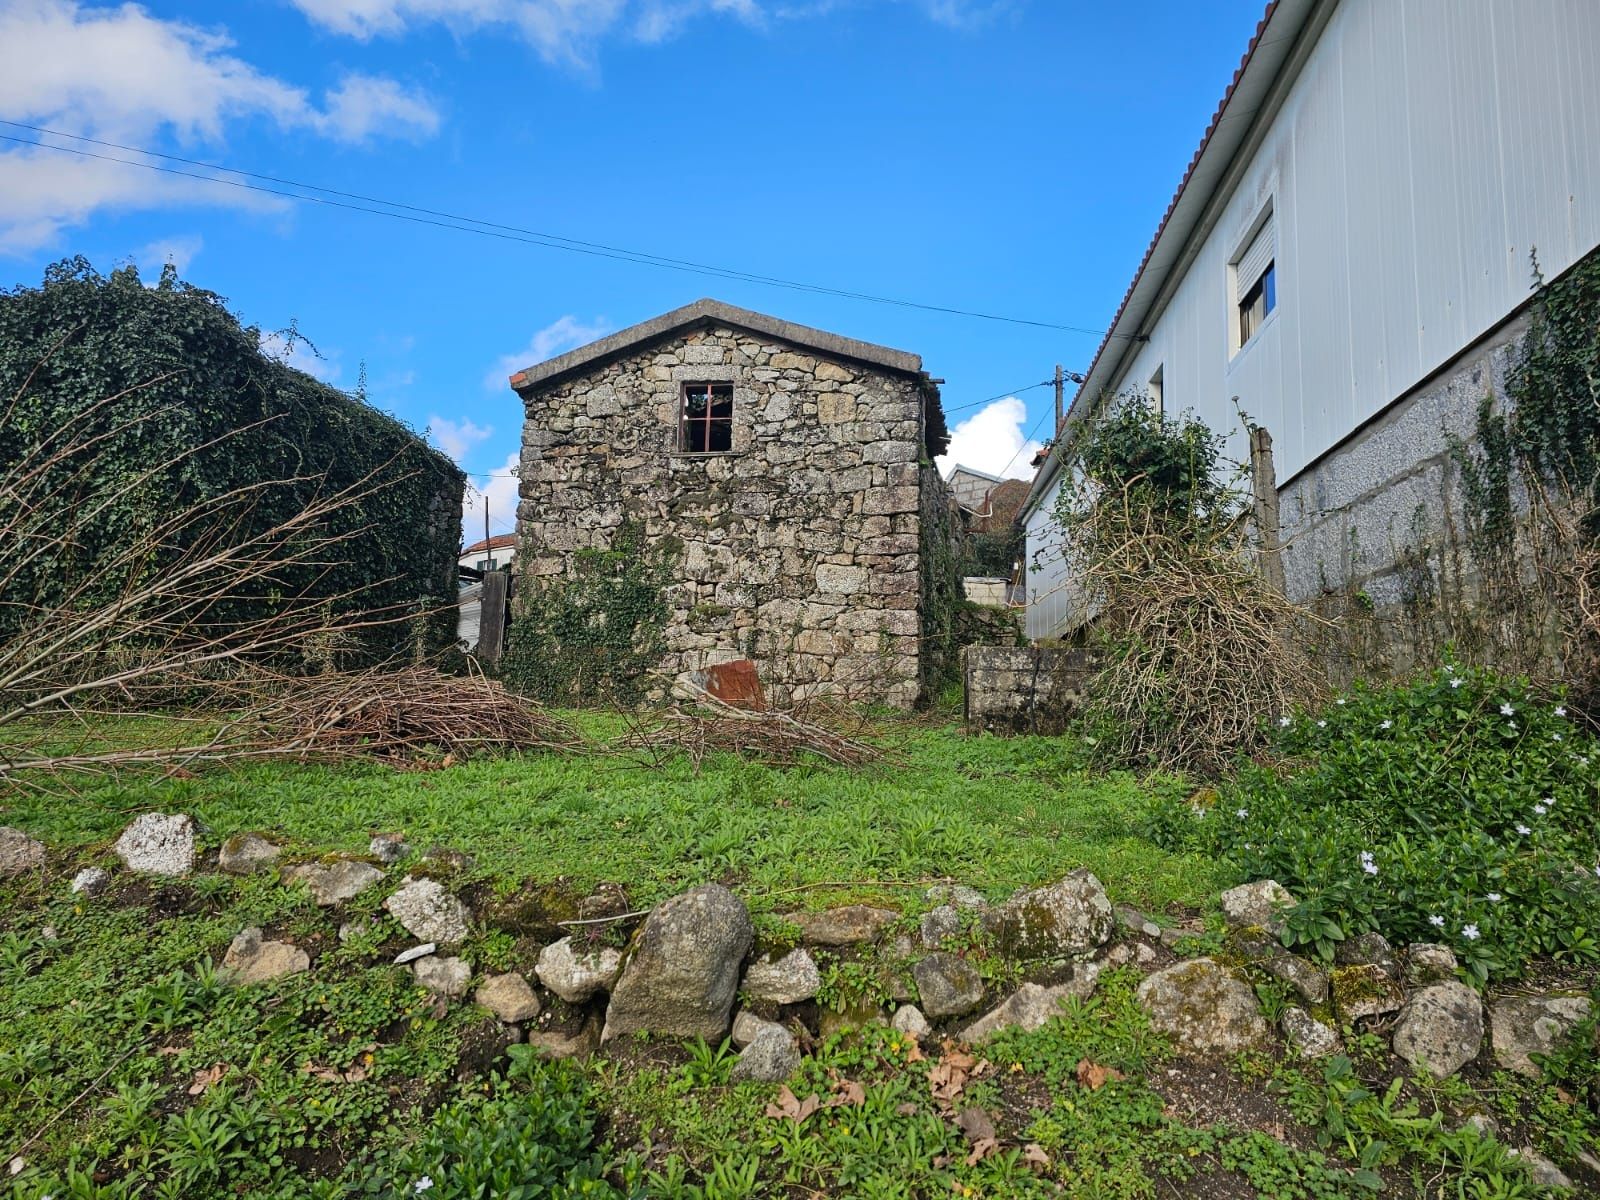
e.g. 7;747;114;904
2;718;1589;1198
2;722;1228;917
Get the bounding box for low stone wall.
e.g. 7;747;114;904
1275;309;1546;684
962;645;1092;735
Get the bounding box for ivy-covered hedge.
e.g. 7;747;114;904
0;259;464;660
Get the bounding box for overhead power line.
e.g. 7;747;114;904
0;120;1138;340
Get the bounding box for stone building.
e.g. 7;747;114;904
508;299;956;708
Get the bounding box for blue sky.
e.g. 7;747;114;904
0;0;1266;542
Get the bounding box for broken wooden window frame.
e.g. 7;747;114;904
678;381;735;453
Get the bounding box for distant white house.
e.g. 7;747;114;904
456;534;514;650
459;533;516;575
1020;0;1600;642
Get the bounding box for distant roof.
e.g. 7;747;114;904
944;464;1004;485
508;298;924;393
462;533;516;555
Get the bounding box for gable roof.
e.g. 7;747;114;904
461;533;516;555
1018;0;1321;521
508;297;924;394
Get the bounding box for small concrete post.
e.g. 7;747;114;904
1250;425;1286;595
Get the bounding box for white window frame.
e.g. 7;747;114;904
1229;200;1277;355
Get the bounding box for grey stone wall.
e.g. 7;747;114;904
962;646;1093;735
516;324;935;708
1277;312;1536;681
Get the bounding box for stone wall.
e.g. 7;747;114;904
962;645;1093;735
515;324;936;708
1276;311;1540;683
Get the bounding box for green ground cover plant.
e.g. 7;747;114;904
2;723;1225;918
1145;663;1600;983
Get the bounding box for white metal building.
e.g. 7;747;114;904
1020;0;1600;640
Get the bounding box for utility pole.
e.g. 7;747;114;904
484;492;491;568
1053;363;1064;437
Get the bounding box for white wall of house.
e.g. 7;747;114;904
1120;0;1600;487
1026;0;1600;640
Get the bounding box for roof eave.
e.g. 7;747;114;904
1017;0;1321;523
509;297;924;395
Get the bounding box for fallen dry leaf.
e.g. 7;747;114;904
187;1064;225;1096
828;1078;866;1108
1075;1059;1126;1091
764;1085;821;1125
964;1137;998;1166
1022;1143;1051;1171
895;1101;920;1116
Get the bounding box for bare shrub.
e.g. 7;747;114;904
1052;399;1324;775
0;362;476;783
1068;484;1324;774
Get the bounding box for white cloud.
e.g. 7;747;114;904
483;314;611;390
462;448;522;541
0;1;439;253
287;0;735;62
428;414;494;462
260;329;342;382
915;0;1017;29
935;396;1040;481
287;0;986;61
135;234;203;278
313;73;442;141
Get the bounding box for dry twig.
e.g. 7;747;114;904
616;685;887;769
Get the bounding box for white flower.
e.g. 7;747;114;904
1579;756;1591;767
1277;716;1292;728
1336;698;1347;706
1445;664;1456;673
1516;823;1532;836
1236;808;1249;819
1555;705;1567;718
1553;733;1563;742
1500;702;1515;717
413;1179;434;1194
1428;914;1445;928
1486;892;1502;902
1533;803;1548;816
1317;719;1328;729
1359;851;1378;876
1507;722;1517;732
1379;720;1392;730
1462;924;1480;941
1195;807;1206;819
1450;677;1464;689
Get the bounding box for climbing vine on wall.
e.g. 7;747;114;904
1455;248;1600;713
0;259;464;661
500;522;679;706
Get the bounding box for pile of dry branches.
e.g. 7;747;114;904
618;689;885;770
1071;486;1325;775
257;665;583;762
